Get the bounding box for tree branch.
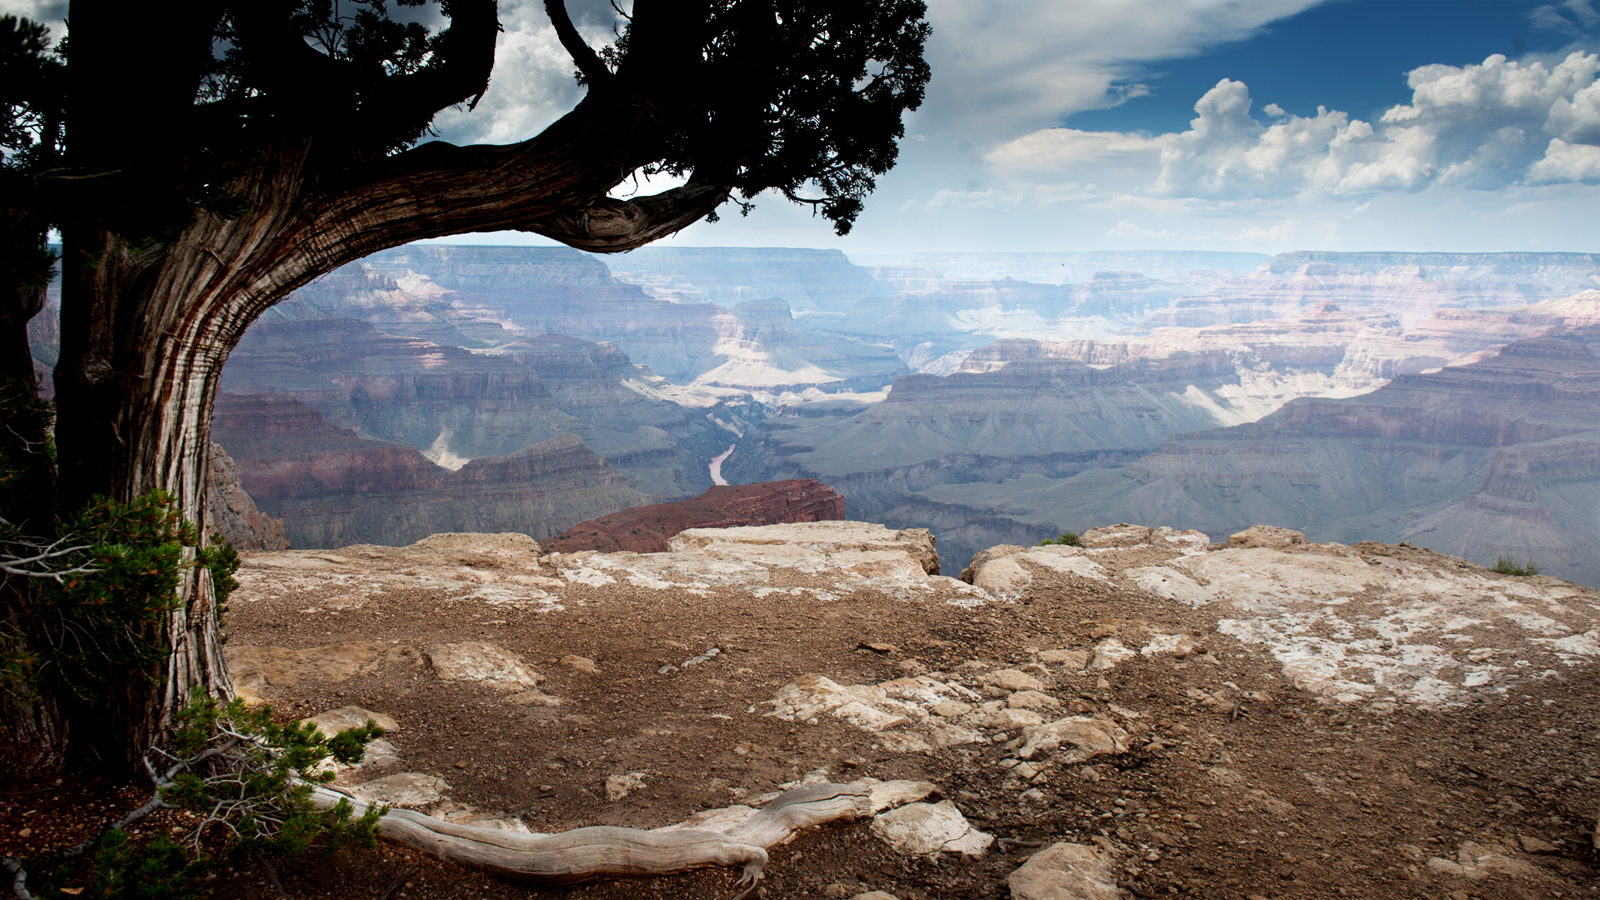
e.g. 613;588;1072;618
545;0;612;87
370;0;501;117
521;180;730;252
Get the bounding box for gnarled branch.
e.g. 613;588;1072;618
545;0;612;87
311;781;875;893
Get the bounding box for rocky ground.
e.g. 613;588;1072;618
9;522;1600;900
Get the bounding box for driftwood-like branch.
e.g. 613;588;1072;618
311;781;874;892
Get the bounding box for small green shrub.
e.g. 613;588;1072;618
1491;555;1538;577
40;691;387;899
1037;531;1079;547
1;491;242;705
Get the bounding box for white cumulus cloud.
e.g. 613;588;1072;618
987;50;1600;202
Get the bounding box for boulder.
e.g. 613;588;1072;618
427;641;558;704
871;800;993;857
1017;717;1130;763
301;706;400;738
1007;842;1122;900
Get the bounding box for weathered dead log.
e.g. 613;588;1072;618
311;781;874;891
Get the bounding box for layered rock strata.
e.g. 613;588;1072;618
897;327;1600;586
724;349;1259;568
544;479;846;554
1138;251;1600;331
222;319;731;500
205;441;290;551
600;246;893;312
211;393;649;548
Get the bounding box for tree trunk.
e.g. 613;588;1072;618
52;227;234;769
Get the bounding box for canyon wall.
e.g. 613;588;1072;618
204;442;290;551
891;328;1600;585
1137;252;1600;331
601;246;892;311
211;393;650;548
222;318;732;501
722;349;1252;553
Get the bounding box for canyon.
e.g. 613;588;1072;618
210;393;649;548
29;246;1600;585
893;326;1600;584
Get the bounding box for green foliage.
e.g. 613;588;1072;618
83;832;195;900
157;691;386;861
0;492;242;704
621;1;932;235
37;691;386;899
1038;532;1079;547
1491;555;1538;577
0;13;66;171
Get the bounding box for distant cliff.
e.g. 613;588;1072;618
205;442;290;551
222;318;732;501
212;393;651;548
892;326;1600;585
543;479;846;553
1137;251;1600;331
601;246;892;312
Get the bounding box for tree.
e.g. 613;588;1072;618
1;0;930;775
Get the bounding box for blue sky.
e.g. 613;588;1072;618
430;0;1600;256
6;0;1598;257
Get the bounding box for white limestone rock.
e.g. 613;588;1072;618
427;641;558;704
871;800;993;857
1091;640;1135;671
1007;842;1123;900
1017;717;1130;763
344;772;449;808
301;705;400;738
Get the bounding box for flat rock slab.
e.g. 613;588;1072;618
302;705;400;738
871;800;992;857
1008;842;1122;900
427;641;557;704
965;524;1600;708
344;772;449;808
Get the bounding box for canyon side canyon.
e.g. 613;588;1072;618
31;246;1600;585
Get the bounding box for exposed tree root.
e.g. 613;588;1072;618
311;781;876;893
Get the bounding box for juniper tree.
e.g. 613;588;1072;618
0;0;930;775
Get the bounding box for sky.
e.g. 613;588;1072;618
6;0;1600;257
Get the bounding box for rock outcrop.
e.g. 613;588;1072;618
544;479;846;554
212;392;650;548
220;522;1600;899
205;441;290;551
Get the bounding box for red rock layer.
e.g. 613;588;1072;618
543;479;846;553
212;393;649;548
205;442;290;551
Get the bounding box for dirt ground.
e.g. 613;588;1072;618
4;527;1599;900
